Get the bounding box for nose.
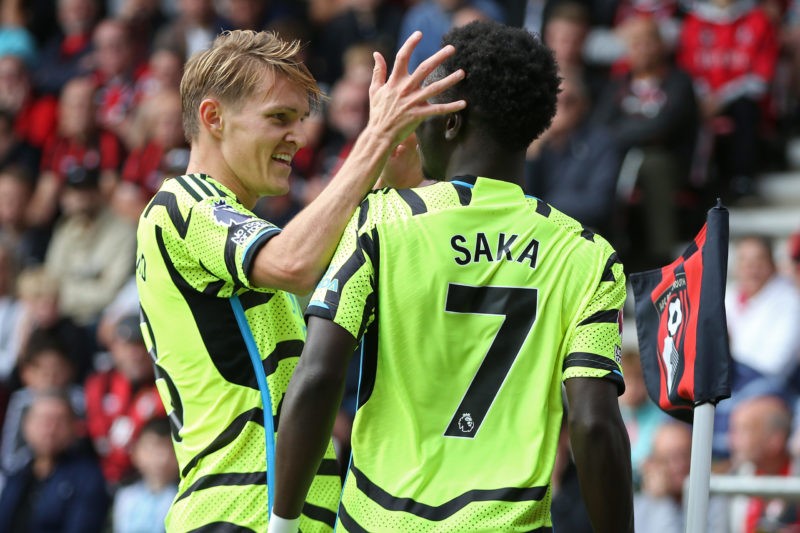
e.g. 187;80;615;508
286;122;308;149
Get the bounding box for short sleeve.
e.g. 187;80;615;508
182;196;281;290
562;257;627;395
306;205;377;341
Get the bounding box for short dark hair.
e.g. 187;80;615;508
436;20;560;151
138;416;172;440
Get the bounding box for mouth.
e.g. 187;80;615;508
271;153;293;167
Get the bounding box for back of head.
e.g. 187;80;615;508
434;20;560;151
180;29;321;142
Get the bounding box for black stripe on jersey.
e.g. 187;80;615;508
451;182;473;206
263;340;303;378
534;200;551;218
351;466;547;521
181;407;264;478
357;198;370;230
188;174;215;196
203;278;226;296
175;472;265;503
302;502;337;527
563;352;619;372
141;305;185;442
238;291;274;310
224;225;246;291
174;175;204;201
578;309;619;326
581;227;595;242
316;458;341;476
338;504;368;532
355;228;380;407
145;191;192;238
355;229;379;340
198;174;227;197
600;253;621;282
397;188;427;215
187;522;255;533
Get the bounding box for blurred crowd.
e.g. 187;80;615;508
0;0;799;531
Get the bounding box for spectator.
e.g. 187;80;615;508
788;229;800;287
314;0;404;85
154;0;219;59
43;164;136;329
542;1;607;102
727;394;800;531
84;313;165;486
91;18;145;148
677;0;780;200
593;15;699;268
397;0;506;71
28;76;123;229
0;0;38;67
0;238;21;384
619;348;668;487
113;90;187;222
0;165;48;265
0;109;40;178
525;70;622;236
32;0;97;96
0;54;58;153
0;389;110;532
634;421;728;532
0;332;85;474
218;0;301;31
725;235;800;389
12;266;95;383
112;417;178;533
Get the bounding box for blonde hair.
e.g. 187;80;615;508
180;30;321;142
17;266;60;299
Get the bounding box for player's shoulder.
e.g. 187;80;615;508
356;181;465;230
527;196;617;258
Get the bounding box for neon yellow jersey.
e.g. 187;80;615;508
307;176;626;532
136;173;340;532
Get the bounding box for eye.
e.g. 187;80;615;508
268;113;289;124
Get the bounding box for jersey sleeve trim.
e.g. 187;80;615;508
242;227;281;279
563;351;625;395
577;309;620;326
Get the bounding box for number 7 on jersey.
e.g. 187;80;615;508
443;283;538;438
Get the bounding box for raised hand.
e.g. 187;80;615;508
366;31;466;148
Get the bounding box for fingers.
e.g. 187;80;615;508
390;31;423;83
369;51;387;100
408;44;457;88
417;68;466;103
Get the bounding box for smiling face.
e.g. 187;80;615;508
216;72;309;204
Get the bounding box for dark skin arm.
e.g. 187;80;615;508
564;377;634;533
273;317;358;520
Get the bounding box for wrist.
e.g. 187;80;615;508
268;513;300;533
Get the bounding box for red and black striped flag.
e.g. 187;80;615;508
630;200;732;423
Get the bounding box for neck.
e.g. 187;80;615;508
758;452;790;475
32;456;56;479
445;139;526;187
186;143;255;209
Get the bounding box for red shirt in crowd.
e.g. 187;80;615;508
39;130;123;180
84;369;166;484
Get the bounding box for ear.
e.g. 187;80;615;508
198;98;223;139
444;111;462;141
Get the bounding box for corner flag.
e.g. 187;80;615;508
630;200;732;423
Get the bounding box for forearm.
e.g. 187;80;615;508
569;411;633;532
273;361;347;520
252;128;393;293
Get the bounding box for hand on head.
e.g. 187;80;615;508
366;31;467;149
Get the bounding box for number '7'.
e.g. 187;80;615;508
443;283;538;438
